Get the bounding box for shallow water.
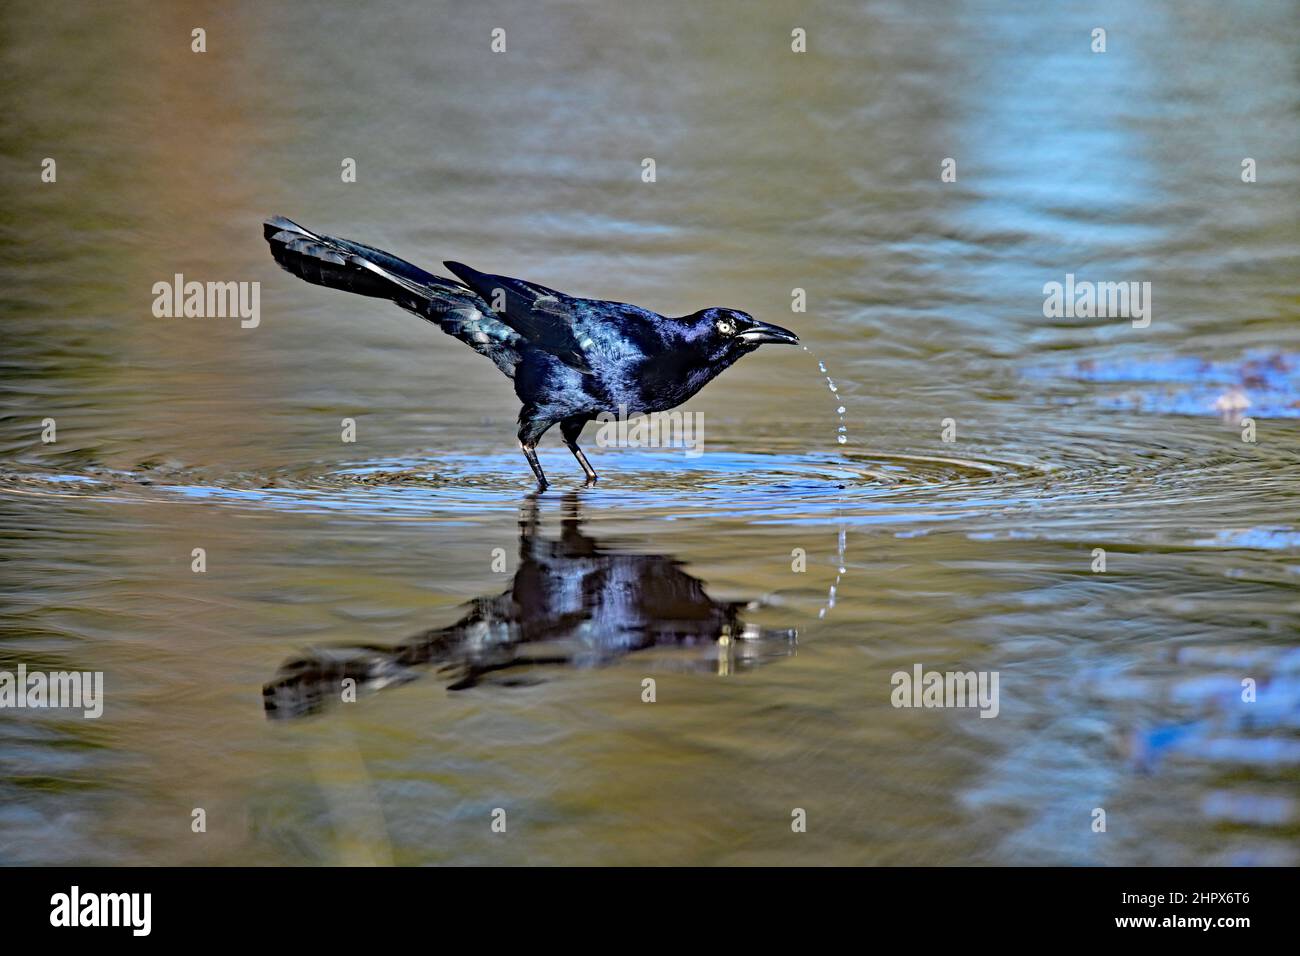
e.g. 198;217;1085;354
1;0;1297;865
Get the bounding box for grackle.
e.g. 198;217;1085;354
263;217;799;487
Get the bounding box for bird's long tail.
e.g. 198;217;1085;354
262;215;458;305
262;216;525;376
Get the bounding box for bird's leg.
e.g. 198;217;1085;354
516;407;555;490
568;445;598;484
520;442;548;490
560;417;598;485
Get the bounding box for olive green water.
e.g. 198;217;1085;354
1;1;1297;865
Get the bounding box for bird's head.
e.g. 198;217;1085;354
689;308;800;362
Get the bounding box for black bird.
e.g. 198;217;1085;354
263;217;799;487
262;493;797;718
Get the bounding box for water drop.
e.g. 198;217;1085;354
801;346;850;623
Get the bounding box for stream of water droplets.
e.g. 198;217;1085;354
801;345;849;620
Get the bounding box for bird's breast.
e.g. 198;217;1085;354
628;352;718;410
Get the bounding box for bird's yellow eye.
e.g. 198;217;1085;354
715;319;735;336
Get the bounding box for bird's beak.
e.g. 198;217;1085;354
736;320;800;345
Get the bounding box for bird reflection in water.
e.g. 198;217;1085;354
263;493;797;718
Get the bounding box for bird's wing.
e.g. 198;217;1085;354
264;218;525;378
443;261;595;374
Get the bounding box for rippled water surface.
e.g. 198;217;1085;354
1;0;1297;865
